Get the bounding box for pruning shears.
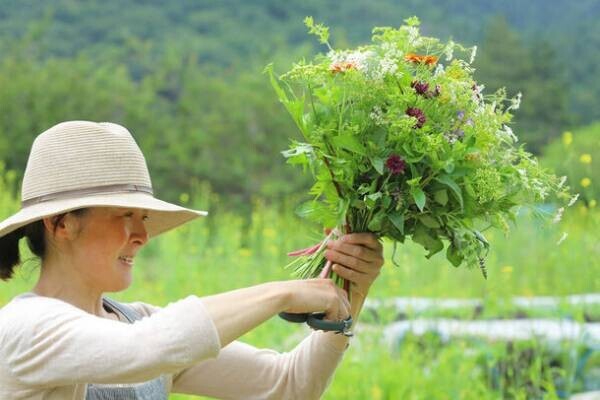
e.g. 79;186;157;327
278;311;354;337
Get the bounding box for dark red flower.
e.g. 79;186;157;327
386;154;406;175
411;80;429;95
406;107;426;128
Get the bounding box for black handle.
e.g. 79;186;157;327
278;311;353;336
278;311;309;323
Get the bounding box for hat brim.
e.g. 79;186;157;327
0;192;207;239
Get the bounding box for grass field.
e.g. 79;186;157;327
1;184;599;398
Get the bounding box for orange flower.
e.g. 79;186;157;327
329;61;357;73
404;53;438;66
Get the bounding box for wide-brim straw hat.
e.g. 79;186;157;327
0;121;207;239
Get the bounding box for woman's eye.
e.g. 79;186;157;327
142;215;149;222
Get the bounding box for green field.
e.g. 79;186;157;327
2;181;598;399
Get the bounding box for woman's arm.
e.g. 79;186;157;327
171;233;385;399
201;279;351;347
0;279;349;387
171;332;346;399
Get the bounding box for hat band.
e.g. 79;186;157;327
21;184;154;209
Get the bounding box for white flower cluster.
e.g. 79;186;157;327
369;106;385;126
497;124;519;143
567;193;579;207
533;178;549;200
329;48;401;82
552;207;564;223
556;232;568;245
379;57;398;76
380;42;403;59
443;40;455;61
469;46;478;64
434;63;445;77
405;26;423;47
507;92;522;111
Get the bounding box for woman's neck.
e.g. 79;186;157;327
33;259;112;319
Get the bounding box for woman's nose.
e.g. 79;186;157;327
131;217;149;245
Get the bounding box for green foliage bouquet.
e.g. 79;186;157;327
267;17;571;281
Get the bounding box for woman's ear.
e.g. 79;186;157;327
42;214;80;241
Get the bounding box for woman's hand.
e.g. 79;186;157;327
281;279;352;321
324;233;384;299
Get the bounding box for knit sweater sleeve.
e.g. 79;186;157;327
170;331;347;399
0;294;220;388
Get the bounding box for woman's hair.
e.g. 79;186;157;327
0;209;87;281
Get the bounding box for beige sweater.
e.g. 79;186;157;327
0;293;346;399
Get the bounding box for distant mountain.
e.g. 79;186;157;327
0;0;597;122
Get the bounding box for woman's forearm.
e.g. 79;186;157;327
201;282;287;347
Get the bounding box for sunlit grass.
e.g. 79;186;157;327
1;178;598;398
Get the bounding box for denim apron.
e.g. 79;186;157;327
85;297;168;400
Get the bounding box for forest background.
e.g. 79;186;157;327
0;0;598;209
0;1;599;399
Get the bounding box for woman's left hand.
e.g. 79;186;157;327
324;233;384;299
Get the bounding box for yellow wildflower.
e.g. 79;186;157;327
580;154;592;164
501;266;513;274
581;177;591;188
239;248;252;258
179;192;190;204
589;199;597;208
562;131;573;146
370;385;383;400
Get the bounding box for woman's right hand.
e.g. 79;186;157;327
201;279;351;347
280;279;351;322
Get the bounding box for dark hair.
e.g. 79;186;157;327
0;209;87;281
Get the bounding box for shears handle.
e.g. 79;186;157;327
278;311;353;336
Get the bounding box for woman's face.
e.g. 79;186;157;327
68;207;149;293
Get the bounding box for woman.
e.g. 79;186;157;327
0;121;385;399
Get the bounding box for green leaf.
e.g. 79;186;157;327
410;186;426;211
281;143;313;166
367;211;385;231
419;215;440;228
370;157;384;174
434;189;448;206
382;195;392;209
265;64;307;136
435;174;463;210
412;226;443;258
331;134;367;155
388;211;405;234
446;242;464;267
365;192;382;208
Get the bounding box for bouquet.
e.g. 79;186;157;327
267;17;572;283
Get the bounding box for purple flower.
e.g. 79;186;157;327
406;107;426;128
456;110;465;120
411;80;429;96
386;154;406;175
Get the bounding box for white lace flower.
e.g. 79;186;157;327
552;207;564;223
556;232;568;245
567;193;579;207
379;57;398;76
469;46;478;64
434;63;445;77
507;92;522;111
443;40;455;61
369;106;385;126
558;176;567;189
498;125;518;143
